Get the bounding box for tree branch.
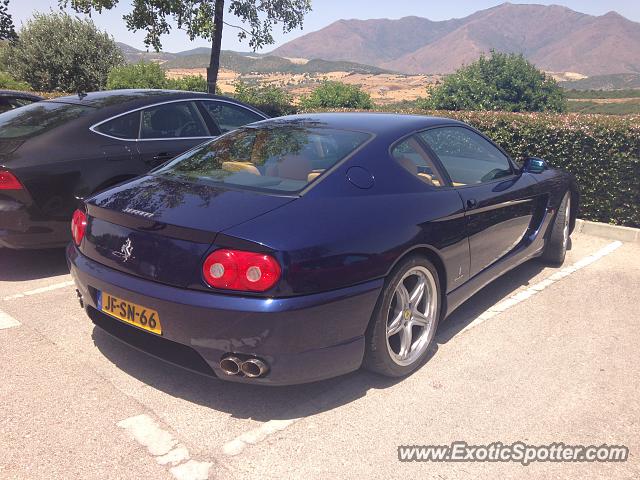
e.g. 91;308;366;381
223;20;251;36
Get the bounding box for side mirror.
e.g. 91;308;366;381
522;157;548;174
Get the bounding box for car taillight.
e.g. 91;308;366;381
203;249;281;292
0;170;23;190
71;209;87;246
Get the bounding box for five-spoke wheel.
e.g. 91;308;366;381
364;256;441;377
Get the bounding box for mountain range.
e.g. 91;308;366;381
116;43;391;75
272;3;640;76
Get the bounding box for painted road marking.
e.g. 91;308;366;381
0;308;20;329
221;241;624;457
222;418;300;456
118;414;212;480
3;280;75;301
459;241;623;334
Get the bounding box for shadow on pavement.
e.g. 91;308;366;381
90;258;549;421
92;323;431;422
0;248;69;281
438;259;547;343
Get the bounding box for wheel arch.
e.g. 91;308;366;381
569;187;579;234
386;244;448;306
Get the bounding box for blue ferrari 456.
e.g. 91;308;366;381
67;113;578;385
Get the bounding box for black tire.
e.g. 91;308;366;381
541;192;571;265
363;255;441;377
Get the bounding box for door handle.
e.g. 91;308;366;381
466;198;478;209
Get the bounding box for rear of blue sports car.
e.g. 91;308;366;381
67;123;382;385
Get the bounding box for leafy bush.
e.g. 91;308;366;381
306;107;640;228
233;81;295;116
2;12;123;92
168;75;208;92
108;63;215;93
442;111;640;227
0;71;30;90
107;61;167;90
300;81;373;110
427;51;567;113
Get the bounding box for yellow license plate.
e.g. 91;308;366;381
99;292;162;335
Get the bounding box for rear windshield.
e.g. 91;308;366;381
0;102;93;139
156;125;371;193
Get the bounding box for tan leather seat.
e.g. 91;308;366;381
307;169;324;182
221;161;260;176
417;172;441;187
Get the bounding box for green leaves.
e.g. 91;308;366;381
2;12;123;92
107;61;167;89
300;81;373;110
427;51;567;113
233;80;294;116
228;0;311;50
0;71;29;90
446;110;639;228
0;0;17;41
60;0;312;92
61;0;311;53
107;61;213;92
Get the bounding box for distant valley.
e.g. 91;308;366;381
117;2;640;103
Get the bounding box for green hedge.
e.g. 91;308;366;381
306;108;640;228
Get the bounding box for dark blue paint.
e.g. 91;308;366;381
68;113;578;385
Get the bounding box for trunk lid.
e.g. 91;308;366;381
82;174;295;288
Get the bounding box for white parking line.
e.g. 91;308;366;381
221;241;624;457
459;241;623;334
3;280;75;301
118;414;212;480
0;308;20;329
222;418;300;456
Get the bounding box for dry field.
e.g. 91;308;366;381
166;68;440;105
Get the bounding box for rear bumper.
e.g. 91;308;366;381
0;195;67;249
67;244;383;385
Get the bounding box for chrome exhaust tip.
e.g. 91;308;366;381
219;356;242;376
240;358;269;378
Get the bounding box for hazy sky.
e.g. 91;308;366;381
9;1;640;53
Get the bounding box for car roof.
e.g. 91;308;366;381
253;112;466;136
40;89;267;121
0;90;43;101
44;89;219;108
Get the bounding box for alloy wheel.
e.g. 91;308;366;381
385;266;438;366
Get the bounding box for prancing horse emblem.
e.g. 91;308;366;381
114;238;133;262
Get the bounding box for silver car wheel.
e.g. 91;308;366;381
385;266;438;366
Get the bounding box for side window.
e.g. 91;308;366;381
140;102;208;139
94;111;140;140
392;136;445;187
201;101;264;134
419;127;512;185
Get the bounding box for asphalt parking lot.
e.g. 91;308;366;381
1;232;639;480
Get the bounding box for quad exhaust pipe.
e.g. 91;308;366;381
219;356;243;376
219;355;269;378
240;358;269;378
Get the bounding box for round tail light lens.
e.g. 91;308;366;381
0;170;23;190
71;209;87;246
203;249;281;292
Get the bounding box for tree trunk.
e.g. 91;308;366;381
207;0;225;94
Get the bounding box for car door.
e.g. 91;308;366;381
391;136;471;291
89;110;141;190
137;100;213;169
418;126;539;278
198;100;266;135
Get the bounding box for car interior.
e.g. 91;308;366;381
163;128;370;193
